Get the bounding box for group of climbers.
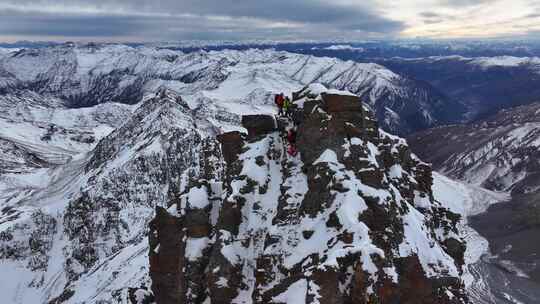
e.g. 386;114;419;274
274;93;292;117
274;92;298;156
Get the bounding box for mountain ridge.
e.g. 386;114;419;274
148;87;470;303
0;44;464;134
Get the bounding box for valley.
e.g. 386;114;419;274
409;101;540;304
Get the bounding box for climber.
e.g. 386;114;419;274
283;96;291;117
286;127;298;156
287;144;297;156
274;93;284;116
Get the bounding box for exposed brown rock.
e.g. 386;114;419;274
149;207;185;304
207;249;244;304
322;93;363;113
183;183;213;238
241;115;277;138
217;131;244;164
443;238;466;268
312;269;343;304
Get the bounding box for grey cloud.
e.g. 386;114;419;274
438;0;496;7
423;19;444;24
419;11;456;25
0;10;142;37
523;4;540;19
420;12;442;18
0;0;405;41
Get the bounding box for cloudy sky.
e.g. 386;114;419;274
0;0;539;42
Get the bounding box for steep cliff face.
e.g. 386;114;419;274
149;86;468;303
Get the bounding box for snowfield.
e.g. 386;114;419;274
431;172;509;287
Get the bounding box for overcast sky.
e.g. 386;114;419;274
0;0;539;42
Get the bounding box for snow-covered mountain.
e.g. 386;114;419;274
408;102;540;195
0;44;512;303
0;81;499;303
149;87;473;303
0;44;463;134
408;98;540;304
0;89;133;173
0;89;226;303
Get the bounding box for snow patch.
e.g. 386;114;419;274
187;185;210;209
272;279;307;303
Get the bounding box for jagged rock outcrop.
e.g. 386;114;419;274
149;206;185;304
241;115;277;138
217;131;244;165
148;86;469;303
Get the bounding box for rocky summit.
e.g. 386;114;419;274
148;85;469;304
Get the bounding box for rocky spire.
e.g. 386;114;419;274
148;85;469;303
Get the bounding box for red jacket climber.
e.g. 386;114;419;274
286;128;298;156
287;128;297;144
287;144;297;156
275;93;284;115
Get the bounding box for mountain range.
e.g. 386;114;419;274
408;102;540;295
376;56;540;120
0;43;533;303
0;44;466;135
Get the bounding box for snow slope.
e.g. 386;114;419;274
432;172;505;300
0;90;134;173
409;102;540;195
0;89;225;303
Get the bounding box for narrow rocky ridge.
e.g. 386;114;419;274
148;85;469;303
